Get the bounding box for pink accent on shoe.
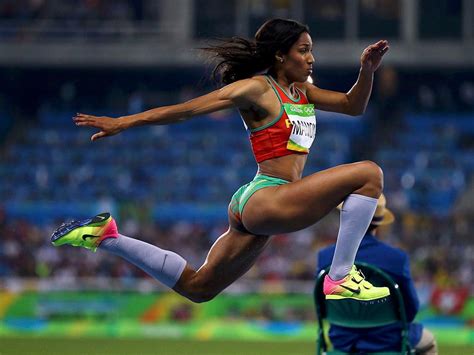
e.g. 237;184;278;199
98;218;119;245
323;274;347;295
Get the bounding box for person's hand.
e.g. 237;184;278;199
73;113;123;141
360;40;389;73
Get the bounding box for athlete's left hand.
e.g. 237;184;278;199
73;113;123;141
360;40;389;73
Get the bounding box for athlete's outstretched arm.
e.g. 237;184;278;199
304;40;389;116
74;78;266;141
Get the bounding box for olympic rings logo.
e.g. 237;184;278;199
287;104;315;115
289;106;303;113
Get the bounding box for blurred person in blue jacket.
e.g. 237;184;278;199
317;194;437;354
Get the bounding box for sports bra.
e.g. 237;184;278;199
245;75;317;163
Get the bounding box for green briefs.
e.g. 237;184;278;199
230;174;289;222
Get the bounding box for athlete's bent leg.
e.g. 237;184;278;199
241;160;387;300
242;160;383;234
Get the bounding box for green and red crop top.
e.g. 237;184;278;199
246;75;317;163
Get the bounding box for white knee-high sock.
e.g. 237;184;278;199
328;194;378;281
100;234;187;288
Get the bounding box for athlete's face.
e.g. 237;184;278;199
281;32;314;83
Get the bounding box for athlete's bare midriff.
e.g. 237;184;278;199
257;154;307;182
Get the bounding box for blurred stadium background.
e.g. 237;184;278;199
0;0;473;354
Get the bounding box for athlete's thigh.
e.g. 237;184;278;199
242;162;375;234
199;227;270;284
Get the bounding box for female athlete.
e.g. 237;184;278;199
52;19;390;303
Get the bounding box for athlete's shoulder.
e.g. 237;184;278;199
250;74;270;84
222;75;270;102
237;75;270;94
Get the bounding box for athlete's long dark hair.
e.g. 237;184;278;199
201;18;310;85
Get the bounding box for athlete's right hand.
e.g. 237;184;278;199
73;113;123;141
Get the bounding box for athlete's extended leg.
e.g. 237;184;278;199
173;227;270;302
51;212;270;303
101;226;267;303
100;235;187;288
242;160;388;300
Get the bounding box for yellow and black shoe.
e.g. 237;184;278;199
324;266;390;301
51;213;118;252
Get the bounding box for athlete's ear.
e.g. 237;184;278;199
275;51;284;63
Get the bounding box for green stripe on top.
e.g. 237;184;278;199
265;76;283;105
250;106;284;132
283;103;315;117
267;75;301;103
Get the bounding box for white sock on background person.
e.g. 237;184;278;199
100;234;187;288
328;194;378;281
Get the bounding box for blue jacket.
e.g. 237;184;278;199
317;233;423;353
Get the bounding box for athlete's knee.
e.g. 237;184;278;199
176;276;220;303
183;287;219;303
187;291;218;304
359;160;383;194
